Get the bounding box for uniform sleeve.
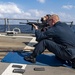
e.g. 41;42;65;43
35;27;55;41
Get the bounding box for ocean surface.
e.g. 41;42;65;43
0;24;35;33
0;24;75;33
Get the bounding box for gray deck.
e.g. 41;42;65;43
0;33;34;50
0;62;75;75
0;33;75;75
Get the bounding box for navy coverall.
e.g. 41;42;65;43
33;21;75;60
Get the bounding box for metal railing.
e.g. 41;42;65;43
0;18;39;32
0;18;74;32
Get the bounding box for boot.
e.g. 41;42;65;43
71;58;75;69
55;56;66;64
55;56;72;66
24;54;36;63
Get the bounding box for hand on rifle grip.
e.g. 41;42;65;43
32;24;38;30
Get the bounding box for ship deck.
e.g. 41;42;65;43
0;33;75;75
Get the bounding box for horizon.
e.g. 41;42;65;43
0;0;75;24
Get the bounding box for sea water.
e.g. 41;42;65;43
0;24;75;33
0;24;35;33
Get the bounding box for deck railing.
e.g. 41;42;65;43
0;18;73;32
0;18;39;32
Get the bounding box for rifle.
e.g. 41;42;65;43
19;22;49;30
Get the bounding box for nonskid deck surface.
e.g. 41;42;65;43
0;33;75;75
0;33;35;50
1;51;75;75
0;61;75;75
0;33;36;60
0;33;38;52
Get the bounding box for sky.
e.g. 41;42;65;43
0;0;75;24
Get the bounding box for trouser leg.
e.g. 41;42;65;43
32;40;46;57
32;39;72;60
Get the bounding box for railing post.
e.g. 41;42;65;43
7;18;10;31
4;18;7;32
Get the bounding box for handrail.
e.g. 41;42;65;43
0;18;74;32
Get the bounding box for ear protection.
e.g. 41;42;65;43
46;14;51;19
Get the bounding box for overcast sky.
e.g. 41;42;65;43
0;0;75;24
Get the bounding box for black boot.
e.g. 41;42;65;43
24;54;36;63
71;58;75;69
55;56;66;64
55;56;72;66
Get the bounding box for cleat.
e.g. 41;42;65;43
12;65;22;68
34;67;45;71
13;69;25;74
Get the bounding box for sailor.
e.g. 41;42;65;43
40;14;51;31
24;14;75;69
